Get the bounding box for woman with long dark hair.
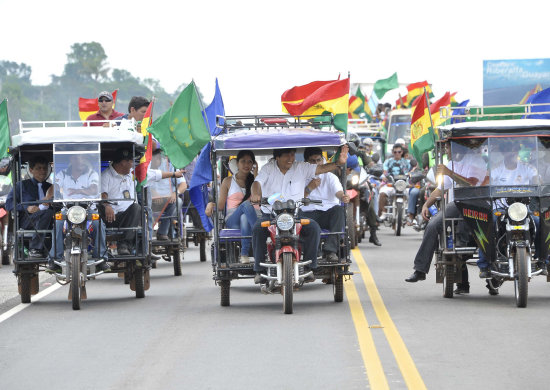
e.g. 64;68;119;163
213;150;258;263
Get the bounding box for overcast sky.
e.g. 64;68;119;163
1;0;548;114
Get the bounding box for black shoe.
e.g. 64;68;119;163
325;252;339;263
369;230;381;246
157;234;169;241
454;284;470;294
118;245;130;256
46;259;60;273
254;273;263;284
405;270;426;282
29;249;44;258
486;278;500;295
479;268;491;279
304;273;315;283
97;260;111;272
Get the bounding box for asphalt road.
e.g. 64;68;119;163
1;226;550;390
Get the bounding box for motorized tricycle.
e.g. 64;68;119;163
210;115;353;314
435;104;550;307
9;119;149;309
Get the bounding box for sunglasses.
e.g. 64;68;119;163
393;150;403;154
98;98;112;103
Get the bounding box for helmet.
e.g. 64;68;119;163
346;132;361;148
395;138;406;146
363;138;374;146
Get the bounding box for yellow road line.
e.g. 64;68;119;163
352;248;427;390
344;278;389;389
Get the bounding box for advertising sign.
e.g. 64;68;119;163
483;58;550;105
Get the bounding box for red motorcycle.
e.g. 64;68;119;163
259;197;321;314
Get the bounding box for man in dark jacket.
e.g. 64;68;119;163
6;155;54;258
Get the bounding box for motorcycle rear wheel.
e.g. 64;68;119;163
282;252;294;314
514;247;528;308
346;207;357;249
443;262;455;298
220;280;230;307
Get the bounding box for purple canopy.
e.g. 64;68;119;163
213;128;345;153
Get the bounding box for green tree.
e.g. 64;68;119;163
65;42;109;82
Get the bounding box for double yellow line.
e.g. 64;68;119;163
345;248;426;390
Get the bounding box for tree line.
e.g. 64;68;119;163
0;42;204;134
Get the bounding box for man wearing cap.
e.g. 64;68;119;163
100;148;142;255
86;91;124;127
301;148;349;262
250;145;348;283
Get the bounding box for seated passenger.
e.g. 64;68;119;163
405;141;487;284
5;155;54;258
477;142;540;278
147;149;186;240
250;145;348;283
49;154;109;272
100;148;142;256
301;147;349;262
208;150;258;264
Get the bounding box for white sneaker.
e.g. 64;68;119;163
239;256;250;264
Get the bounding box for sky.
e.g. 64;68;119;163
1;0;549;115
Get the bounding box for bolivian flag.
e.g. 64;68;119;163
406;81;433;107
78;90;118;121
410;92;434;166
135;100;154;186
282;78;349;132
429;92;453;128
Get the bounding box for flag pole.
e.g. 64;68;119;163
193;80;212;136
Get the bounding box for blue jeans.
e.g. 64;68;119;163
408;187;420;215
225;200;258;255
477;214;540;270
50;219;107;260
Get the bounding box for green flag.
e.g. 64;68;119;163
0;100;10;159
148;82;211;169
373;72;399;99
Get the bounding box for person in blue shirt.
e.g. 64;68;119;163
5;156;54;258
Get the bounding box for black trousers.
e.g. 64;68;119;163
301;205;345;254
19;208;54;250
99;203;142;248
252;212;321;272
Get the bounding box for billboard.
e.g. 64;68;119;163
483;58;550;105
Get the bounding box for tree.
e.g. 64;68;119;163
65;42;109;82
0;61;32;83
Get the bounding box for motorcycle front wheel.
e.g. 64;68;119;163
514;247;529;308
71;254;81;310
395;202;403;236
282;252;294;314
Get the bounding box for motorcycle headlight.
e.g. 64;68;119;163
276;213;294;231
67;206;87;224
394;179;407;192
351;174;359;186
508;202;528;222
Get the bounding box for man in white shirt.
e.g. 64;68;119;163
100;148;142;255
301;147;349;262
405;142;487;283
250;145;348;282
49;154;109;272
147;149;186;240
